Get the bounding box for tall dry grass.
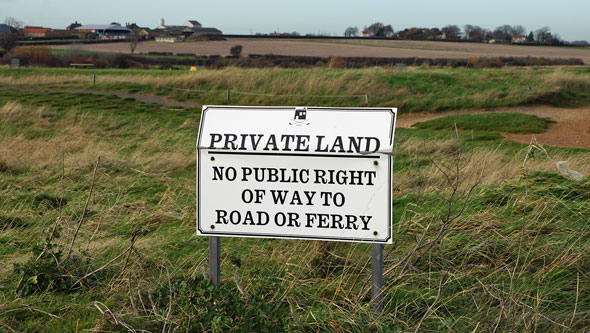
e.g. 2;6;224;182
0;102;192;173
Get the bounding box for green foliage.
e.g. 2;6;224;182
13;230;77;297
3;66;590;112
413;112;554;133
144;275;285;332
230;44;243;57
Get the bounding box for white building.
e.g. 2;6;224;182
184;20;202;28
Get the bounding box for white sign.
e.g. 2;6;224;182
197;106;397;243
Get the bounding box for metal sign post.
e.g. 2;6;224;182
209;236;220;286
371;243;384;311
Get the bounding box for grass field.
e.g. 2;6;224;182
0;67;589;331
413;113;555;133
3;66;590;113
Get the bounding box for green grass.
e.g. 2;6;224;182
413;112;555;133
2;66;590;112
0;75;589;331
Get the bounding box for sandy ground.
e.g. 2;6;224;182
397;106;590;148
51;38;590;64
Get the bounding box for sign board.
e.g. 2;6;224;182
197;106;397;244
10;59;20;69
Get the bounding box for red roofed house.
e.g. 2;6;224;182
512;35;527;43
24;26;52;38
360;29;374;37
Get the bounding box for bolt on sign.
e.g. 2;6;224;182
197;106;397;244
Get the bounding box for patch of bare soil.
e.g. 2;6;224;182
398;106;590;149
51;38;590;64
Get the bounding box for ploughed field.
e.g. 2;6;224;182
0;66;589;331
51;38;590;64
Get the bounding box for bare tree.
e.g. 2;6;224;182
344;26;359;37
367;22;394;37
442;25;461;39
128;30;140;54
535;26;551;43
463;24;487;41
4;17;23;30
510;25;526;37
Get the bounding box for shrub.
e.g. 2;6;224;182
466;56;480;68
10;46;56;66
230;45;243;57
326;56;346;68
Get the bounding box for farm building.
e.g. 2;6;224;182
512;35;527;43
74;24;131;40
360;29;374;37
192;27;222;36
184;20;202;28
0;24;13;36
24;26;52;38
156;19;222;37
66;21;82;31
155;33;184;43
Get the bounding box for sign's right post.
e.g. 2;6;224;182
372;243;384;312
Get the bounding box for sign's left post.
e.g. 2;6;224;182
209;236;220;286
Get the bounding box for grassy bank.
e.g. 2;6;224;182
414;112;555;133
2;66;590;112
0;89;589;331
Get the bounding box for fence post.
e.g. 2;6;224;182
209;236;220;286
226;89;230;103
365;94;369;105
92;73;96;85
371;243;383;312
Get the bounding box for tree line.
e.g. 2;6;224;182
344;23;574;45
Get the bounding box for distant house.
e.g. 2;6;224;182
155;33;184;43
512;35;527;43
0;24;13;36
66;21;82;31
138;28;156;40
156;19;222;38
360;29;374;37
184;20;202;28
24;26;52;38
74;24;131;40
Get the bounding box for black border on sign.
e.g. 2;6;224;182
196;105;396;244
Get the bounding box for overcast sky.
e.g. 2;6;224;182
2;0;589;41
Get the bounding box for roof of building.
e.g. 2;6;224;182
74;25;132;32
186;20;201;26
67;22;82;30
0;24;12;35
24;26;52;33
193;27;222;34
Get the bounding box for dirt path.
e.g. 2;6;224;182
398;106;590;148
2;86;589;148
0;86;203;109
